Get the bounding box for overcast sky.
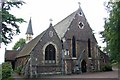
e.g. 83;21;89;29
0;0;109;64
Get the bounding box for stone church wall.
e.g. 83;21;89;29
30;26;63;74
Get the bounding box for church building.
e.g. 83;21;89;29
5;5;109;78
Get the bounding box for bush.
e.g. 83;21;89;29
2;62;13;80
15;65;22;75
101;64;112;71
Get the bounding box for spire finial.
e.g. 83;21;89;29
78;2;81;8
49;18;53;27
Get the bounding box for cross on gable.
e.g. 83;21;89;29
49;18;53;23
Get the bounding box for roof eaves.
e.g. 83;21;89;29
16;31;46;58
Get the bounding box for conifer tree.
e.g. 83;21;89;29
0;0;25;45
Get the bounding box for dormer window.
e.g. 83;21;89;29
78;12;83;16
78;22;84;29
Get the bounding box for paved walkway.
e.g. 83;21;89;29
43;69;118;78
12;68;119;80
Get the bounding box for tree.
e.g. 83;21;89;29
101;1;120;63
12;38;26;50
0;1;25;45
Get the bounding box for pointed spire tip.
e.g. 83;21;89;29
26;18;33;35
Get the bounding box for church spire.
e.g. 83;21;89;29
26;17;33;41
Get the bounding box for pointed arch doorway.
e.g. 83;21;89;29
81;60;87;73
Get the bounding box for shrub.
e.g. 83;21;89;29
101;64;112;71
15;65;22;75
2;62;13;80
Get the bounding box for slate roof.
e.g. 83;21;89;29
54;11;76;39
16;31;46;58
16;6;96;58
53;7;88;39
5;50;18;61
26;18;34;35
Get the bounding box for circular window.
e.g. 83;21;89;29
49;31;53;37
78;12;83;16
78;22;84;29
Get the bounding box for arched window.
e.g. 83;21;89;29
88;38;91;57
72;36;76;57
45;44;56;62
